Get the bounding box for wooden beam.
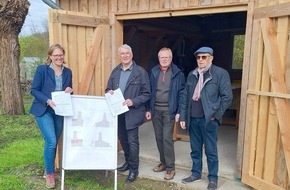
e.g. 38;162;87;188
54;11;109;27
170;36;184;53
124;26;137;44
242;174;285;190
263;94;278;182
237;0;255;178
286;33;290;93
254;2;290;19
113;20;123;67
247;90;290;99
139;36;148;69
254;55;270;178
145;34;165;68
78;25;105;94
48;9;61;44
260;17;290;181
173;122;189;141
116;3;247;20
125;19;200;34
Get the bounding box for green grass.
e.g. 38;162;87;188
0;94;178;190
0;95;114;190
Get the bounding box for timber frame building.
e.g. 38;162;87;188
50;0;290;189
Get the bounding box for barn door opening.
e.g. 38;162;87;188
119;10;247;179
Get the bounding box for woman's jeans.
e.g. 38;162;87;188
189;117;219;182
35;110;63;175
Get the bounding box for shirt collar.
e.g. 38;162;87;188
159;65;170;73
50;63;64;71
120;63;133;71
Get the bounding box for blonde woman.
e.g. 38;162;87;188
30;44;73;189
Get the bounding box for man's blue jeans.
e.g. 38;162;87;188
35;109;63;175
189;117;219;182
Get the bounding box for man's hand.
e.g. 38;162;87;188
145;111;151;120
107;90;114;95
123;99;133;107
175;114;180;122
179;121;186;129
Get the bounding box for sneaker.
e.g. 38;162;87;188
153;163;166;172
164;170;175;180
44;171;61;181
208;180;218;190
45;174;56;189
181;175;201;184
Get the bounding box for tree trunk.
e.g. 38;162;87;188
0;0;30;115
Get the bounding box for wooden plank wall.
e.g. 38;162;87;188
115;0;247;12
56;0;110;20
242;1;290;189
49;8;111;168
53;0;290;189
54;0;248;96
55;0;119;95
49;1;112;95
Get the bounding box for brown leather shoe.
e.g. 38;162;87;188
153;163;166;172
164;170;175;180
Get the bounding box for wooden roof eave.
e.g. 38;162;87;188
115;3;248;20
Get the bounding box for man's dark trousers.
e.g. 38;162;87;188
152;109;175;170
118;113;139;173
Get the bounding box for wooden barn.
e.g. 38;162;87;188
47;0;290;189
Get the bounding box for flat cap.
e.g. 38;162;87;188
194;47;213;56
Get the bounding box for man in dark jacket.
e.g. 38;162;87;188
105;44;151;183
179;47;233;190
146;47;185;180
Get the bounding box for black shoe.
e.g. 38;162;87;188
181;175;201;184
126;172;138;183
208;180;218;190
117;162;129;172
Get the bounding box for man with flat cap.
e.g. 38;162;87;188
179;47;233;190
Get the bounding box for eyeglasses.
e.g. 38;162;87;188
51;54;64;58
196;55;210;60
159;56;171;59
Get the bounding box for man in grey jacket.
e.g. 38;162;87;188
106;44;151;183
179;47;233;190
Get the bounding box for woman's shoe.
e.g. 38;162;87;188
45;173;55;189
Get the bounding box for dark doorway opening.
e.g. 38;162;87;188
123;11;247;177
123;11;246;78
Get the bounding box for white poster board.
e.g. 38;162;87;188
62;95;118;170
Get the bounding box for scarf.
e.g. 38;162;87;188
192;63;212;101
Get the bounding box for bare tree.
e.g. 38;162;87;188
0;0;30;115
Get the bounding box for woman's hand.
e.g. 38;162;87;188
47;99;56;109
64;87;73;93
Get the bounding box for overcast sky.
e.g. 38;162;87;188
20;0;54;36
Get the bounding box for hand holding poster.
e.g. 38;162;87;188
105;88;129;116
51;91;73;116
